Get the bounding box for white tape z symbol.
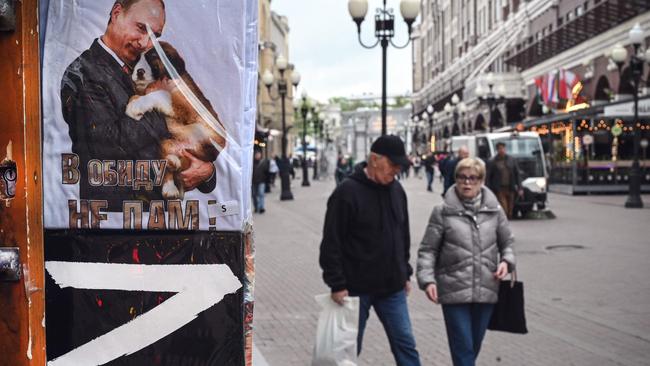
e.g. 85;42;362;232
45;262;242;366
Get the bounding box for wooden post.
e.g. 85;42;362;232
0;0;45;364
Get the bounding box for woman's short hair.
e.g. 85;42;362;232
454;157;486;179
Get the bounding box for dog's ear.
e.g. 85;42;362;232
160;41;186;75
145;47;167;80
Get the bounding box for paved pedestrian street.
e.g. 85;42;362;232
252;174;650;366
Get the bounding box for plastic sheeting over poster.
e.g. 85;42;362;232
39;1;258;364
41;0;258;231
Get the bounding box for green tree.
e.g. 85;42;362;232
391;96;410;108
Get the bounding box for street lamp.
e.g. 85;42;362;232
425;104;434;149
420;109;431;139
312;111;323;180
610;22;649;208
348;0;420;136
411;114;420;153
262;55;300;201
445;93;467;136
477;73;506;132
297;92;312;187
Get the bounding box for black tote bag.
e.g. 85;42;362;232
488;272;528;334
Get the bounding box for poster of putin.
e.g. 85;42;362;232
42;0;258;231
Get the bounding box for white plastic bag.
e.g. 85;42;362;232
311;293;359;366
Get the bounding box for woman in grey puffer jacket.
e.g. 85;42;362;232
417;157;515;366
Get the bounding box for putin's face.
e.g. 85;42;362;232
105;0;165;65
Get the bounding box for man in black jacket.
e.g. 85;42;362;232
486;142;522;219
423;153;435;192
60;0;215;211
440;146;469;195
319;135;421;366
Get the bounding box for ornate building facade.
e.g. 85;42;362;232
257;0;298;157
412;0;650;146
413;0;650;192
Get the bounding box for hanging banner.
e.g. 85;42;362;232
42;0;258;231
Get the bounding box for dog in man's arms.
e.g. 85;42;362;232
126;41;226;200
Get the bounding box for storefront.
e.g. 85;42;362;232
523;97;650;194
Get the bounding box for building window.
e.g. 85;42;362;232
584;1;589;11
576;5;584;16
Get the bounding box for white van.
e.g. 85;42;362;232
451;132;548;214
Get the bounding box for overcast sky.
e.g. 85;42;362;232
271;0;415;103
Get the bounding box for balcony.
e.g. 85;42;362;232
506;0;650;69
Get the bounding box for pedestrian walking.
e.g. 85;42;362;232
252;151;269;214
416;157;516;366
401;157;411;179
288;154;296;180
440;146;469;195
437;153;446;183
291;155;300;179
269;156;279;187
486;142;523;219
413;155;422;178
334;156;353;185
423;153;436;192
319;135;421;366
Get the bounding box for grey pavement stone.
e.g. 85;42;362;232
252;173;650;366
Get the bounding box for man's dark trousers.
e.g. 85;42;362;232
425;170;434;191
353;290;421;366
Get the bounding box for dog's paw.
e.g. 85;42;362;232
162;180;182;200
156;91;174;116
126;96;146;121
166;154;182;171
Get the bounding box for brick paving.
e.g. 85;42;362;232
252;172;650;366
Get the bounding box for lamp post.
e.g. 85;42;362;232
411;115;420;153
348;0;420;136
298;92;311;187
444;93;467;136
420;119;428;149
477;73;506;132
312;111;323;180
262;55;301;201
610;23;649;208
425;104;434;150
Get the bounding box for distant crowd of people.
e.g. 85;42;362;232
252;152;327;214
256;141;523;222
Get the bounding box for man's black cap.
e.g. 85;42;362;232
370;135;410;167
